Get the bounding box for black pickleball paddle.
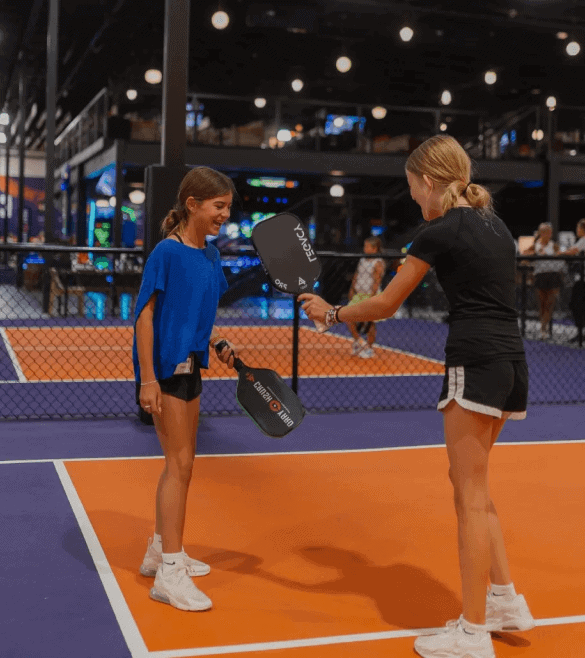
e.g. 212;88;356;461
214;340;305;438
251;212;328;332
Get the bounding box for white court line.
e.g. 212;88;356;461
0;378;135;384
53;460;149;658
11;448;581;658
0;371;444;384
1;439;584;466
0;327;27;382
148;614;585;658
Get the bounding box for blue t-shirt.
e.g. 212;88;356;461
132;239;228;382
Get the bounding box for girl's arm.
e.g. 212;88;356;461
337;255;429;323
135;294;157;382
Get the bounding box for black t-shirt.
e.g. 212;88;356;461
408;207;525;366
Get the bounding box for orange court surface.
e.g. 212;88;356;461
4;324;444;382
62;441;585;658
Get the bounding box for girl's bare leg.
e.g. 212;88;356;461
153;394;200;553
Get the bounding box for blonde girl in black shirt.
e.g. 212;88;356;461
300;135;534;658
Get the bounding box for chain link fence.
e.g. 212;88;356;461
0;245;583;420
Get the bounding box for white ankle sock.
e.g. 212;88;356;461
152;533;163;551
490;582;516;599
460;617;488;638
162;551;184;567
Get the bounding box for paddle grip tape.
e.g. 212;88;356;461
214;339;241;370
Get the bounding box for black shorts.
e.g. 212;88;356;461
136;366;203;404
438;360;528;420
534;272;563;290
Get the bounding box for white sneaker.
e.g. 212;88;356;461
150;562;212;611
485;592;535;632
351;338;367;355
140;537;210;577
414;617;495;658
358;346;375;359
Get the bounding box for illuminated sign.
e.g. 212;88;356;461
250;212;276;223
247;177;299;189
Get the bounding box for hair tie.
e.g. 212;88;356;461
462;182;471;195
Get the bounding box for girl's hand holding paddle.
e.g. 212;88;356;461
214;339;239;369
298;293;332;324
139;380;163;416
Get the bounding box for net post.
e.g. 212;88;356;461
292;296;300;394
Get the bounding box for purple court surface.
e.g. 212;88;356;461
1;405;583;658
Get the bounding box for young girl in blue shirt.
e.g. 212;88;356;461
134;167;238;612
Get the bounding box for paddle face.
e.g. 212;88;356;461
235;363;305;438
215;341;305;438
251;212;321;295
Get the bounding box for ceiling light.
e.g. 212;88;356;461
211;10;229;30
330;184;345;198
399;26;414;42
126;89;137;101
532;129;544;141
566;41;580;56
0;112;9;126
254;97;267;108
144;69;162;84
546;95;557;109
277;129;292;142
291;78;304;92
557;31;568;40
371;106;387;119
333;117;345;128
336;56;352;73
129;189;146;205
440;90;452;106
295;124;303;131
570;149;577;156
485;70;497;85
440;122;448;132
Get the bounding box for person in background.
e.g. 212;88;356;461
346;236;385;358
521;222;563;340
134;166;238;612
562;218;585;341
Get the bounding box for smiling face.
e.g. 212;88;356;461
186;193;233;237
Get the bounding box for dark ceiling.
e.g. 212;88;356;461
2;0;585;148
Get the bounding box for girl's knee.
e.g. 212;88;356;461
165;454;194;482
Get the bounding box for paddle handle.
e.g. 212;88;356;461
214;339;243;371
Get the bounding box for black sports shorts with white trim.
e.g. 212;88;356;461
437;360;528;420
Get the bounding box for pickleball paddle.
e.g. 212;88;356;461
214;340;305;438
251;212;327;332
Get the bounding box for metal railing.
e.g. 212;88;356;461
54;88;109;166
0;245;583;420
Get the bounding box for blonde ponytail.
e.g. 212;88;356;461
441;180;493;216
407;135;494;216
